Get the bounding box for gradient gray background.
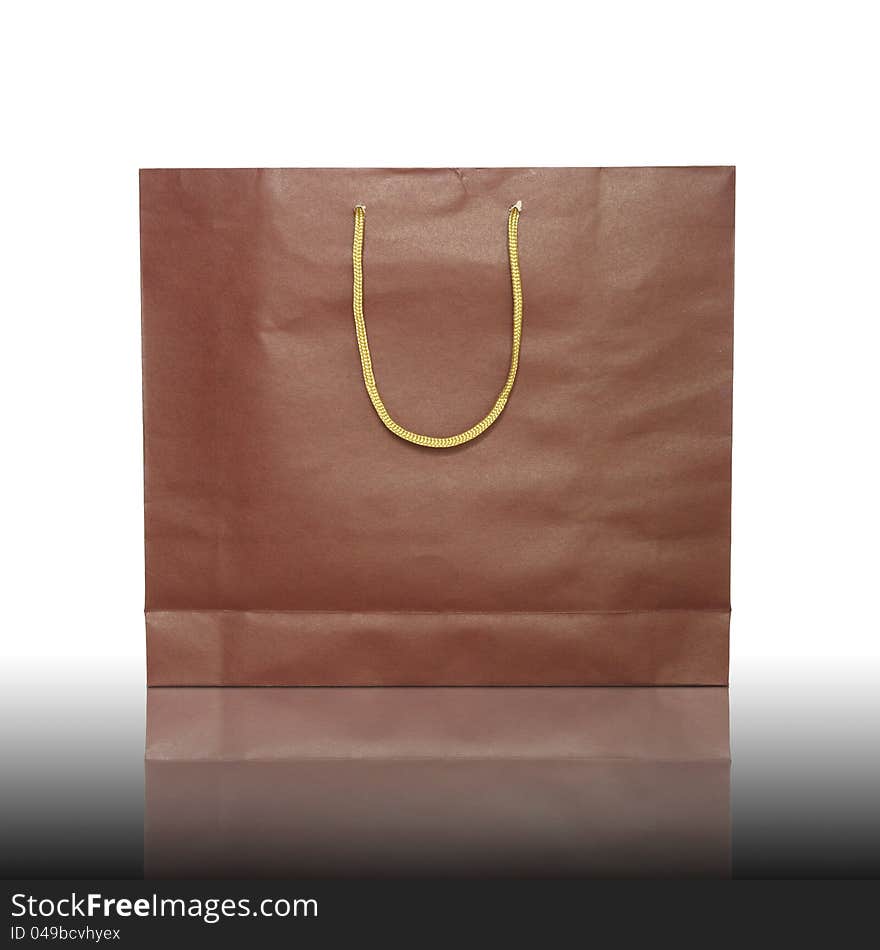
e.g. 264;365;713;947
2;666;879;878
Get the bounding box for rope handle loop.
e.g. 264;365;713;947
351;202;524;448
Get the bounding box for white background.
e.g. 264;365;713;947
1;2;878;733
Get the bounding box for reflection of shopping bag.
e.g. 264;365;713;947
140;168;734;685
145;688;730;878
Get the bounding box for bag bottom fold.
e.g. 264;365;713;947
146;609;730;686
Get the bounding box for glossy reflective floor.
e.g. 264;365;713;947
145;688;730;878
3;675;880;879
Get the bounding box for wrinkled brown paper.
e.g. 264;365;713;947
140;168;734;685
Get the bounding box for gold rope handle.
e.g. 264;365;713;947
351;202;523;448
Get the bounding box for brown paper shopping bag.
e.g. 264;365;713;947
140;167;734;685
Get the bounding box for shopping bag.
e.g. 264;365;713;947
140;167;734;684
